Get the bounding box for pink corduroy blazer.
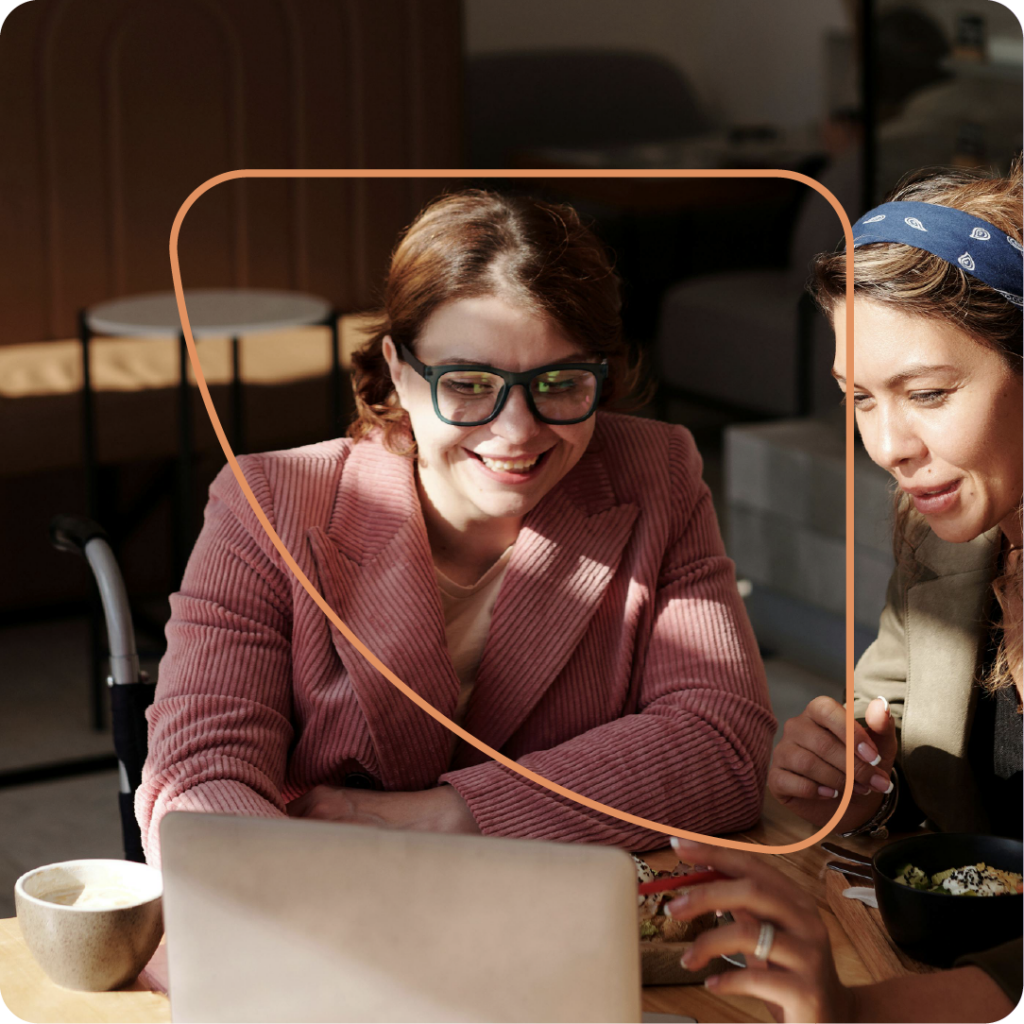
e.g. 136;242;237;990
137;413;775;865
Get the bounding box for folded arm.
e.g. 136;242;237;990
135;460;294;866
442;431;776;848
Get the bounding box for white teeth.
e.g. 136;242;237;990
479;455;540;472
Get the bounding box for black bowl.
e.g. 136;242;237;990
872;833;1023;967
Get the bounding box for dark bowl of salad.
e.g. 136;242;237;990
872;833;1023;967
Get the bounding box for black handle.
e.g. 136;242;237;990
50;514;109;556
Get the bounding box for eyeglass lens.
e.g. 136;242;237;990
437;368;599;424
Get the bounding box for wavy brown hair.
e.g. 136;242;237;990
812;162;1023;698
348;189;647;456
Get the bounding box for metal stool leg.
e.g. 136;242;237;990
79;313;107;731
175;333;193;582
231;335;245;453
80;313;98;524
328;311;341;436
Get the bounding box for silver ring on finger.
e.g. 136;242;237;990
753;920;775;962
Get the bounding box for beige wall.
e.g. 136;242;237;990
464;0;850;129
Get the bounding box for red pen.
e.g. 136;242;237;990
637;870;728;896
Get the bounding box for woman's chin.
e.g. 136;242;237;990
470;491;544;522
926;515;992;545
458;461;559;520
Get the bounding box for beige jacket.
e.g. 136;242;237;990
853;527;1001;833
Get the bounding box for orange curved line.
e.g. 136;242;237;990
169;168;856;855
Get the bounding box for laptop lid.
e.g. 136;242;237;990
160;812;641;1023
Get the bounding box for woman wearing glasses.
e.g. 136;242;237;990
137;190;775;863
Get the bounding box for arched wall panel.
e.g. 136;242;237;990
0;0;463;346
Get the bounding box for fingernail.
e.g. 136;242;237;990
670;836;700;852
870;773;890;792
663;903;674;919
704;975;720;989
885;777;894;795
667;892;689;911
854;782;872;796
876;695;890;717
680;949;694;967
857;742;881;766
817;785;840;798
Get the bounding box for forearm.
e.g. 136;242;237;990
284;783;480;835
361;784;480;835
137;776;287;868
780;788;886;834
442;703;774;848
849;967;1014;1023
433;784;481;833
137;692;294;865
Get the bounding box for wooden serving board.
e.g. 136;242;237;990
823;871;938;981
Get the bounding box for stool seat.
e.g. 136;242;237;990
78;286;340;733
86;288;332;339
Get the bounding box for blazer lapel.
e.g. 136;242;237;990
462;446;638;756
902;530;998;830
307;439;458;791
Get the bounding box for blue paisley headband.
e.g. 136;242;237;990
849;200;1024;309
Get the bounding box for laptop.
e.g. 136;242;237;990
159;812;642;1023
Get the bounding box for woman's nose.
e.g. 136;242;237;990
868;404;928;471
490;384;542;443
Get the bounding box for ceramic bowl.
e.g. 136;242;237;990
15;858;163;991
872;833;1023;967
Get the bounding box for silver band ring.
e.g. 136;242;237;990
753;921;775;962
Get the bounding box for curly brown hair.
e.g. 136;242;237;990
812;162;1023;699
347;189;646;456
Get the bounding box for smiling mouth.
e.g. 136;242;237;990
904;481;958;498
903;479;962;516
469;451;547;474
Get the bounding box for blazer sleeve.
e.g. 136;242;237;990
441;426;777;850
852;561;935;831
853;563;911;726
135;458;294;868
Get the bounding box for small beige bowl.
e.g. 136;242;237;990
15;859;163;991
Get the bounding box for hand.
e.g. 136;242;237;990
286;784;481;835
665;838;855;1024
768;696;897;832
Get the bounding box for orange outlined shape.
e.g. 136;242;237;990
169;169;856;855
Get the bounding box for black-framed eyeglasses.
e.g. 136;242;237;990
398;344;608;426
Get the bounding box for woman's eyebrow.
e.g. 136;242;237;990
830;364;958;388
436;352;591;366
883;363;958;388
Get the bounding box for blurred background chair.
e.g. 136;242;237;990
465;49;714;169
653;150;862;419
50;515;154;863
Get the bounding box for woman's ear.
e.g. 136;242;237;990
382;336;401;383
381;336;407;404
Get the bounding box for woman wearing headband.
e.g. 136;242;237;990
658;165;1022;1020
772;167;1022;843
136;190;775;865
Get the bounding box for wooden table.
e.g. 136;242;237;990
639;796;913;1023
0;798;921;1023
